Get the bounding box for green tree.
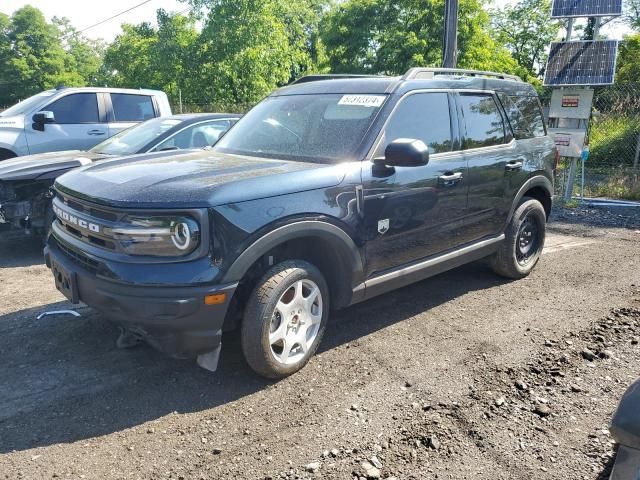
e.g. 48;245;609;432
320;0;523;78
187;0;327;107
491;0;561;79
0;6;103;106
615;33;640;83
103;10;199;102
625;0;640;30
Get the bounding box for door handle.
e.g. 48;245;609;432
87;130;106;136
438;172;463;186
506;161;523;171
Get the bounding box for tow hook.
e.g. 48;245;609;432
36;310;81;320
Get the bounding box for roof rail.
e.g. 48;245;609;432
291;74;386;85
403;68;522;82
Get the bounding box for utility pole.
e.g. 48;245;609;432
442;0;459;68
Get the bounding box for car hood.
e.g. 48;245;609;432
55;149;348;208
0;115;25;130
0;150;112;181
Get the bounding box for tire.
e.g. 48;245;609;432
490;197;546;279
241;260;330;379
0;149;16;161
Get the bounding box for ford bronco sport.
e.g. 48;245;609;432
44;68;557;378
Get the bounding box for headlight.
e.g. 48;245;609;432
109;215;201;257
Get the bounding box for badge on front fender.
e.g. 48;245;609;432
378;219;390;235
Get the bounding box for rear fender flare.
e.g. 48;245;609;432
507;175;553;225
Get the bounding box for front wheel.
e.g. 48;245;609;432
241;260;329;379
490;197;546;279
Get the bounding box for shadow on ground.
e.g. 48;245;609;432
0;236;45;268
0;260;508;454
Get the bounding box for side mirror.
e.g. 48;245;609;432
32;111;55;132
377;138;430;168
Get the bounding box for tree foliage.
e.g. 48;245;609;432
0;6;103;106
320;0;523;77
490;0;561;79
625;0;640;30
616;33;640;83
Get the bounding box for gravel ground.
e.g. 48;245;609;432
0;205;639;480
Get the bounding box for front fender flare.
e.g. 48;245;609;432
222;220;364;286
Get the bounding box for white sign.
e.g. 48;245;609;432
549;128;587;158
549;89;594;120
338;95;386;108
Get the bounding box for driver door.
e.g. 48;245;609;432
25;93;107;154
360;92;469;277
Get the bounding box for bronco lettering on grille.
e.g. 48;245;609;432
53;204;100;233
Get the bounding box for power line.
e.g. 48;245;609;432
75;0;155;36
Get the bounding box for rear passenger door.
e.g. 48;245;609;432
361;92;469;277
25;92;107;154
457;92;518;242
106;93;157;137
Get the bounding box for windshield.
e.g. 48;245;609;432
91;117;182;155
0;91;56;117
214;94;387;162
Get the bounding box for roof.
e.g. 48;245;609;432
275;71;537;97
46;86;168;96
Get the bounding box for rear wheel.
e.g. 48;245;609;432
491;197;546;279
241;260;329;379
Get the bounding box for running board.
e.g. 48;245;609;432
352;235;505;303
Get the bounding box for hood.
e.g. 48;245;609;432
0;115;25;130
0;150;112;181
55;149;347;208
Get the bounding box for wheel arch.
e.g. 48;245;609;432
508;175;553;224
0;147;17;160
222;220;364;310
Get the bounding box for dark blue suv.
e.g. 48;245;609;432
44;68;557;378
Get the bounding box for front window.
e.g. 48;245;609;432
0;91;56;117
214;94;387;162
91;117;182;156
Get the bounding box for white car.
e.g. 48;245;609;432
0;87;172;160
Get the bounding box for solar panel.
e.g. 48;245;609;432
543;40;618;87
551;0;623;18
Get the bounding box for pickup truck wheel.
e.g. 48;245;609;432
491;197;546;279
241;260;329;379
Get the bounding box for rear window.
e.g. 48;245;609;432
111;94;155;122
459;94;506;149
499;94;546;140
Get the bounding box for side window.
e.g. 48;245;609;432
154;120;234;151
499;94;546;139
378;93;452;156
111;94;155;122
46;93;99;124
459;94;506;149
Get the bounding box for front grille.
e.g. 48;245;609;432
57;240;100;274
53;193;123;252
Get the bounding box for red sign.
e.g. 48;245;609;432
562;95;580;108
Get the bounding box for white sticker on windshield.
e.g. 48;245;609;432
338;95;385;108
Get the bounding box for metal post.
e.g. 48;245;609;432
565;158;578;200
566;18;574;41
593;17;601;39
442;0;459;68
179;88;183;114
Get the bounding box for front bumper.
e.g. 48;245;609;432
610;445;640;480
44;233;238;358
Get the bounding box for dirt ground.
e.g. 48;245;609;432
0;205;639;480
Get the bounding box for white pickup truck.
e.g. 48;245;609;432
0;87;172;160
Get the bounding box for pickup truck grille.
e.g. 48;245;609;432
52;193;121;252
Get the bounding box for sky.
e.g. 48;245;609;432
0;0;633;42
